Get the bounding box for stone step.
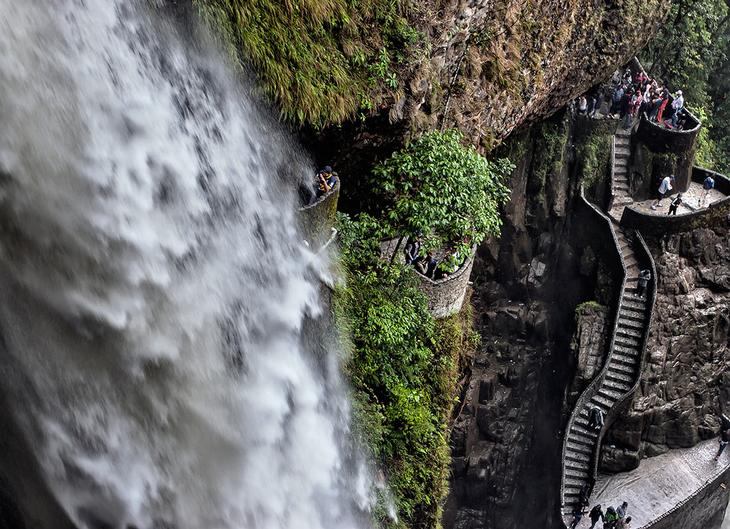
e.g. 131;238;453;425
612;362;636;376
604;377;632;393
572;424;599;439
616;325;643;339
565;451;591;464
565;467;590;480
611;353;638;368
603;371;634;394
614;341;639;355
564;476;589;490
614;182;629;192
570;432;595;447
615;149;630;158
598;386;626;400
618;317;644;330
622;298;645;311
618;308;644;322
615;334;641;348
591;394;615;409
566;441;593;455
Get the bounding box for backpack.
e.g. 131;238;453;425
606;507;618;521
704;176;715;190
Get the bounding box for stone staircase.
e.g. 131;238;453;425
561;227;648;514
609;128;633;222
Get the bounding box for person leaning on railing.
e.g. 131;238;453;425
316;166;337;197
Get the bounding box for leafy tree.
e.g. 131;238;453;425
371;129;513;260
641;0;730;172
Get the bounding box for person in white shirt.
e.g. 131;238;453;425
670;90;685;127
651;175;675;210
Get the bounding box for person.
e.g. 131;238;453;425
611;85;625;116
616;501;628;520
589;504;605;529
404;237;422;265
668;193;683;215
700;174;715;207
570;504;587;529
578;482;591;507
617;516;632;529
316;166;337;196
625;89;642;127
636;269;651;299
416;252;437;278
670;89;684;127
656;89;670;123
588;405;605;430
578;95;588;115
651;175;675;210
603;506;618;528
714;425;730;461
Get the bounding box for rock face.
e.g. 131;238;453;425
443;113;620;529
602;224;730;470
305;0;669;208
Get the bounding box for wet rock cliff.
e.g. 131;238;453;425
602;223;730;471
442;114;620;529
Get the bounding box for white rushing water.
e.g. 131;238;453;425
0;1;371;528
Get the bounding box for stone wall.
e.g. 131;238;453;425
417;247;476;319
602;222;730;469
635;116;700;191
647;465;730;529
620;167;730;236
298;176;340;248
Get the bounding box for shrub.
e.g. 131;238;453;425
371;129;513;259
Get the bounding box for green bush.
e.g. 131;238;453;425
371;129;513;258
336;213;473;529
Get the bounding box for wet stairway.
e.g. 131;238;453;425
561;126;656;522
609;127;633;222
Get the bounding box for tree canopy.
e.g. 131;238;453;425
371;129;513;257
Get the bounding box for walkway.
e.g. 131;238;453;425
561;122;656;524
573;439;730;528
561;226;650;514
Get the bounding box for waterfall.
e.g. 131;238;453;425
0;1;371;528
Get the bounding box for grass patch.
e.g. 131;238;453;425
194;0;424;127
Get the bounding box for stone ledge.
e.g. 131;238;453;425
416;246;477;319
298;176;340;247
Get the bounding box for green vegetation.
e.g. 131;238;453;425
336;213;476;528
641;0;730;173
371;130;513;260
577;134;612;193
575;300;606;315
193;0;423;127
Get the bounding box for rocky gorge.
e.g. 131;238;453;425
0;1;728;529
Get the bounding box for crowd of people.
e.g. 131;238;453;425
576;66;689;131
570;496;632;529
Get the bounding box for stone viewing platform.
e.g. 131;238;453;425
299;175;340;248
573;440;730;528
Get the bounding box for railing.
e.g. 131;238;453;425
559;188;627;521
415;246;477;319
592;230;657;479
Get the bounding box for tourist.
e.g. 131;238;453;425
650;175;675;210
668;193;683;215
625;89;642;127
700;173;715;207
656;89;670;123
616;501;628;520
578;95;588;115
570;505;587;528
714;425;730;461
670;89;684;127
578;482;591;507
316;166;337;196
404;237;422;265
589;504;605;529
617;516;632;528
588;405;605;430
416;252;438;278
611;85;625;116
603;506;618;528
636;269;651;299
